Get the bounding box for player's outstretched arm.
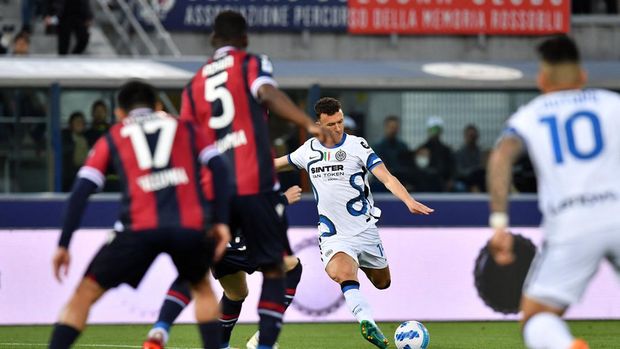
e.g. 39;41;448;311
371;163;434;215
274;155;295;172
257;84;325;142
54;178;99;282
487;136;523;265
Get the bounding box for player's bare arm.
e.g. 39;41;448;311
257;84;325;142
274;155;294;172
487;135;523;265
371;163;434;215
209;223;231;262
52;247;70;283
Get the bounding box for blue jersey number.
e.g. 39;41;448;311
540;111;604;164
347;171;368;216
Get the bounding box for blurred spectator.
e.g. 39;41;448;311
373;115;410;189
454;124;485;192
45;0;93;55
21;0;39;33
0;30;30;55
344;115;357;135
61;111;89;191
85;100;110;146
409;147;443;192
416;116;455;192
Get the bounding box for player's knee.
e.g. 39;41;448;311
225;286;248;301
261;262;285;278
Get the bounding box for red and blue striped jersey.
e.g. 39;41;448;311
79;110;219;232
180;46;280;197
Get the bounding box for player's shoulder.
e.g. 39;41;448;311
590;88;620;102
344;134;372;150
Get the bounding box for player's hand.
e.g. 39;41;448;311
407;199;434;215
52;247;70;283
284;185;302;205
307;124;326;143
489;229;515;266
209;223;231;262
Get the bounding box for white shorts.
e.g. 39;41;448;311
523;226;620;308
318;227;388;270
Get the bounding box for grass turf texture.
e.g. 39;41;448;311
0;321;618;348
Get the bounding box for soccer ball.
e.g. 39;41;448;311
394;320;430;349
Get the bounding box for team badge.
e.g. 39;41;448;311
335;150;347;161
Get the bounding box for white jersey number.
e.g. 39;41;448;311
121;118;178;170
205;71;235;130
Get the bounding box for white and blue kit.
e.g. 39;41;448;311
503;88;620;307
288;134;389;269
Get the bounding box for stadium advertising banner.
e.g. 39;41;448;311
152;0;348;31
348;0;570;35
1;228;618;325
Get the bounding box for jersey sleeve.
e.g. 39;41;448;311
190;121;219;165
288;139;310;170
246;54;278;100
77;136;110;190
355;137;383;171
499;110;528;145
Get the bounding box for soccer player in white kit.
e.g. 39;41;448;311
488;35;620;349
275;97;433;349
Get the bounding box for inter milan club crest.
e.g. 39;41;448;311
335;150;347;161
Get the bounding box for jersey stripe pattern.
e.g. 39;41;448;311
79;110;214;232
180;46;279;197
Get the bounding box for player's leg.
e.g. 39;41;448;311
360;266;391;290
236;193;288;349
358;227;390;290
52;230;158;349
283;255;303;308
218;271;249;349
49;278;106;349
247;256;303;349
191;277;221;349
322;228;389;349
520;234;605;349
168;228;222;349
144;277;192;347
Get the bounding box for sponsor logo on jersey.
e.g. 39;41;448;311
216;130;248;153
360;140;370;149
335;149;347;161
311;164;344;174
137;167;189;192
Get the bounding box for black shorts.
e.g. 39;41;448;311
230;191;290;267
85;229;215;289
212;250;256;279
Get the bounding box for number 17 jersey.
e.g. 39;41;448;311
505;88;620;238
288;134;384;238
181;46;279;196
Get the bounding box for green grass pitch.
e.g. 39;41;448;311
0;321;618;348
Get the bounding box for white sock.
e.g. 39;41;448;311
341;282;375;324
523;313;574;349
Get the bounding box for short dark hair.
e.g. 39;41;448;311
68;111;85;124
384;115;400;124
117;80;157;111
91;100;107;112
537;35;580;65
213;11;247;40
314;97;341;118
